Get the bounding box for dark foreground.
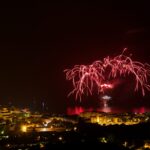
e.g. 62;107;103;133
1;120;150;150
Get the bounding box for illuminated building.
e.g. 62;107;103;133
79;112;147;126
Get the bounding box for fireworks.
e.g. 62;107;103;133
64;49;150;100
103;49;150;96
64;61;105;100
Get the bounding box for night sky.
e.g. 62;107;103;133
0;1;150;113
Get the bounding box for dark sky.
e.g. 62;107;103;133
0;1;150;112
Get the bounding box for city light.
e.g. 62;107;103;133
0;106;150;149
21;125;27;132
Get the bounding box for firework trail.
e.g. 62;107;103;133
103;49;150;96
64;49;150;100
64;61;105;100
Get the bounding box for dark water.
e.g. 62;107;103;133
66;106;150;115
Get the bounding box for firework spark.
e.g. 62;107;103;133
64;49;150;100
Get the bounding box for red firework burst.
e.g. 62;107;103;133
64;49;150;100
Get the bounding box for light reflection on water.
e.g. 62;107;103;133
67;106;150;115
